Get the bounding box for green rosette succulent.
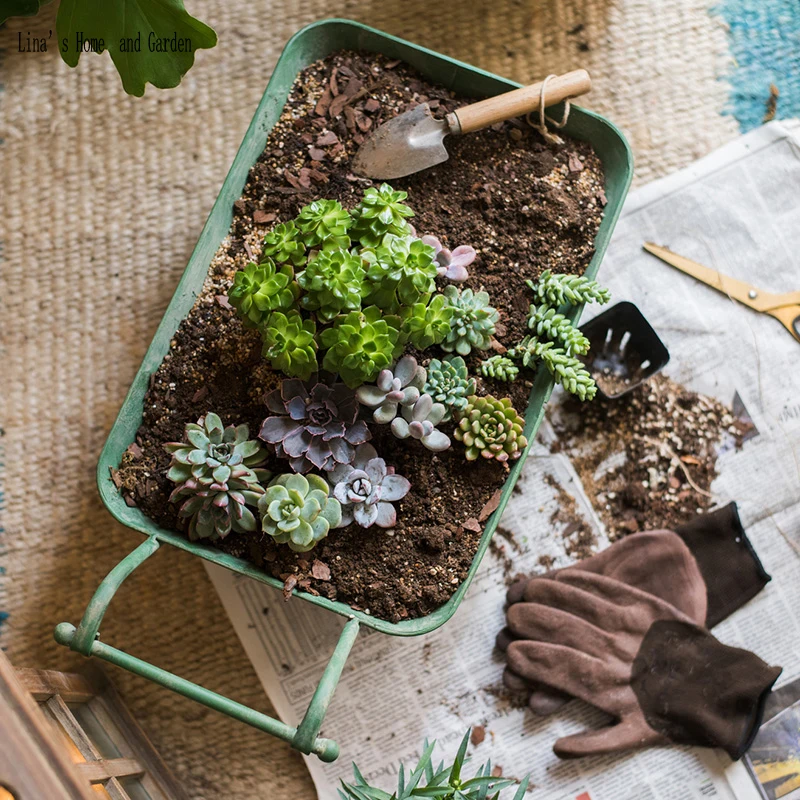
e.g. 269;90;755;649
424;356;476;421
261;221;306;267
164;414;271;541
527;303;590;356
454;395;528;463
260;310;318;380
362;233;439;312
228;259;300;328
320;305;403;388
479;355;519;382
259;473;342;553
297;248;367;322
528;272;611;307
400;293;453;350
295;199;352;250
441;285;499;356
350;183;414;248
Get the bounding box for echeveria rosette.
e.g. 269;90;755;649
350;183;414;248
260;310;318;380
390;394;451;452
441;285;499;356
228;259;300;329
164;413;268;486
421;234;475;282
356;355;426;424
260;377;370;473
320;306;403;389
328;443;410;528
527;272;611;308
261;221;306;267
454;394;528;463
295;199;352;250
527;303;590;356
423;356;476;422
479;355;519;382
259;473;342;553
362;233;438;312
400;294;453;350
297;248;367;322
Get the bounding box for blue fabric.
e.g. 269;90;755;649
714;0;800;131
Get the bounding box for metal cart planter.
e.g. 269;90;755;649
55;19;633;762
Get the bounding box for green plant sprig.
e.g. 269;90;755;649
527;271;611;307
527;303;590;356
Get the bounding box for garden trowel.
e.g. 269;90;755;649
353;69;592;179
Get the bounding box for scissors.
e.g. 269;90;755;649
643;243;800;343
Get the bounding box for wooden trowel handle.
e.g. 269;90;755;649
449;69;592;135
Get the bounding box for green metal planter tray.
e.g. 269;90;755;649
55;19;633;762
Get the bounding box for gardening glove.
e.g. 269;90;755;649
504;571;781;759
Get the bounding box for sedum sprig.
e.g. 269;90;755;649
297;248;367;322
479;355;519;382
510;337;597;400
528;271;611;307
527;303;590;356
295;199;352;250
350;183;414;248
260;310;318;380
228;259;300;328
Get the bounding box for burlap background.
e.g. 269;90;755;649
0;1;738;797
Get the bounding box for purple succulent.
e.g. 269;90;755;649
260;376;370;473
327;443;410;528
421;234;475;282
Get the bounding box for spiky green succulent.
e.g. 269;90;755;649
454;394;528;462
320;305;403;388
362;233;439;312
441;285;499;356
261;221;306;267
260;310;318;380
297;248;366;322
339;729;529;800
400;293;453;350
295;199;352;250
424;356;476;421
479;355;519;382
164;414;270;541
527;303;590;356
528;271;611;307
228;259;300;328
350;183;414;248
509;336;597;401
259;473;342;553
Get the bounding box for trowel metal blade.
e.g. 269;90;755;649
352;103;450;179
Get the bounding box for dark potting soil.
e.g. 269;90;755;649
115;50;606;623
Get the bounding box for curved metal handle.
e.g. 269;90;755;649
54;536;359;762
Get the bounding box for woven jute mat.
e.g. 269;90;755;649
0;1;737;797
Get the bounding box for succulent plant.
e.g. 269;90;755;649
297;248;366;322
350;183;415;248
441;285;499;356
454;394;528;462
423;356;476;421
527;303;590;356
261;221;306;267
260;377;370;473
356;355;426;424
400;293;453;350
320;305;403;388
228;259;300;328
339;729;529;800
260;310;318;380
479;354;519;382
327;443;410;528
420;234;475;282
390;394;451;452
164;413;268;485
362;233;439;312
509;336;597;400
164;414;270;541
528;271;611;307
259;473;342;552
295;199;352;250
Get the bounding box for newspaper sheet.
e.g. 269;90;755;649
206;119;800;800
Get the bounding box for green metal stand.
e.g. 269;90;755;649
54;536;360;762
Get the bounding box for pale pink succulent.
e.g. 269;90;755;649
420;235;475;282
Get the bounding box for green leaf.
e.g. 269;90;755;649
1;0;43;25
451;731;471;784
511;777;529;800
409;788;453;798
56;0;217;96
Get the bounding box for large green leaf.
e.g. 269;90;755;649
1;0;43;25
56;0;216;96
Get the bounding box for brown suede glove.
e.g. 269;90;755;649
504;571;781;759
